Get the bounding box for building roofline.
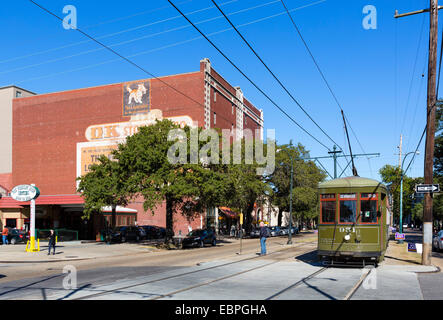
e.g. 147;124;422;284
0;85;36;95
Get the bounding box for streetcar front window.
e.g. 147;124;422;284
360;193;378;223
339;194;357;223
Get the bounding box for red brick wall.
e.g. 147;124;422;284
13;72;205;196
0;173;12;191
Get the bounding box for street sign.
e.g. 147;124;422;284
10;184;40;202
415;184;440;193
407;243;417;252
395;233;405;241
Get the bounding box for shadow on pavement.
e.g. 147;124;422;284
295;250;322;266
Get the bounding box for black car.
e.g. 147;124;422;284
0;228;29;245
140;225;166;239
181;229;216;248
110;226;143;243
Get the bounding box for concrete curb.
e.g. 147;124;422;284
0;257;93;264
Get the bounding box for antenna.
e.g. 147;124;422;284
341;110;358;176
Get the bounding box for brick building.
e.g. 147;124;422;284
0;58;263;239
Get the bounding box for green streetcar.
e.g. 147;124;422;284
317;176;389;266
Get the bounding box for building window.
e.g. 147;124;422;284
214;112;216;125
232;104;234;114
232;123;234;132
214;91;217;102
16;91;22;98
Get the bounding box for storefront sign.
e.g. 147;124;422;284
79;144;118;176
11;185;40;202
85;111;194;142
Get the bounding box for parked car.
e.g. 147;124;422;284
140;225;166;239
181;229;216;248
433;230;443;252
250;228;260;238
0;228;29;245
110;226;143;243
270;226;282;237
280;227;289;235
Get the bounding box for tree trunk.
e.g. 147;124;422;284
165;196;174;244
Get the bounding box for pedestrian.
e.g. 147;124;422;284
259;222;270;256
48;229;56;255
2;225;9;245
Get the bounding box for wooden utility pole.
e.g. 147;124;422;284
423;0;438;266
395;0;439;265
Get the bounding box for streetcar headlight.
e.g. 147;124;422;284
344;234;351;241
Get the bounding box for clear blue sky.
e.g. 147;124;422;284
0;0;434;181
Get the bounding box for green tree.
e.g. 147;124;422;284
267;142;326;228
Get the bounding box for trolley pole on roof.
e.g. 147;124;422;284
395;0;439;265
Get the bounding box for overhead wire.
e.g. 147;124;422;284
208;0;342;152
15;2;324;85
279;0;358;175
27;0;257;130
2;0;280;76
166;0;332;150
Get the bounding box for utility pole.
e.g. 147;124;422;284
328;145;342;179
395;0;439;265
398;134;403;168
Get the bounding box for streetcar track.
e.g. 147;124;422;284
70;241;316;300
343;267;373;300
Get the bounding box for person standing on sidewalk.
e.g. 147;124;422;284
259;222;270;256
2;226;9;245
48;229;56;255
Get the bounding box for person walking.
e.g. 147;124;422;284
259;222;270;256
48;229;56;255
2;226;9;245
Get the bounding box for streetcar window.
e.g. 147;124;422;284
340;197;357;223
321;201;336;223
361;199;377;223
321;194;336;223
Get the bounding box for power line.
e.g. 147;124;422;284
279;0;363;174
3;0;240;66
166;0;331;150
15;3;321;87
27;0;258;130
209;0;341;152
2;0;278;75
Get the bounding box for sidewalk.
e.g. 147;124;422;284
0;240;161;263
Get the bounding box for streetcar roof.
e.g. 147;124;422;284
318;176;387;191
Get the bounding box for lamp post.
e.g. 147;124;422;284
399;151;420;244
277;143;295;245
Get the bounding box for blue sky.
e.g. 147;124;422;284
0;0;433;181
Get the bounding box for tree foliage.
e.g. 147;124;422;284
267;143;326;226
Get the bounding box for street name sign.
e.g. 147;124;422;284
11;184;40;202
415;184;440;193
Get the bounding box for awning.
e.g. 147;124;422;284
0;195;84;208
219;206;239;219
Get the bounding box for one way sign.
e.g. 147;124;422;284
415;184;440;193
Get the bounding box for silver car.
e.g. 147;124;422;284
433;230;443;252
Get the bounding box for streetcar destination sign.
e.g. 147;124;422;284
10;185;40;202
415;184;440;193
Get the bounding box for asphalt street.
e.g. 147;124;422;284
0;234;441;300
